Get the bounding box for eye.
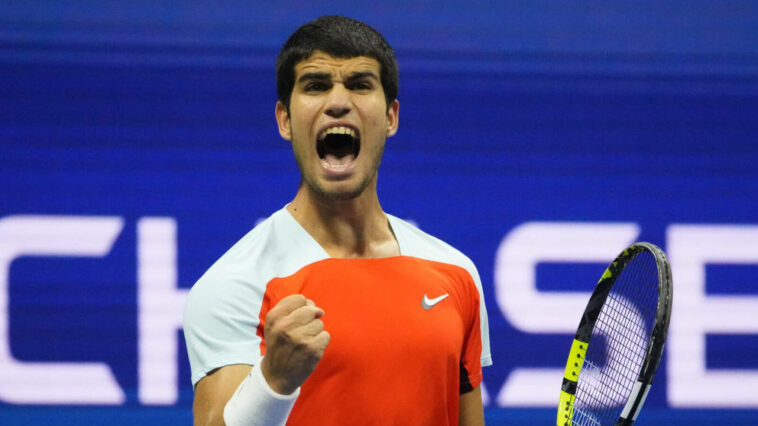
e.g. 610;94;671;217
349;80;373;91
304;81;328;92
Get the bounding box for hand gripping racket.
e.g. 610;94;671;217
557;242;673;426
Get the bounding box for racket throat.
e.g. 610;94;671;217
617;380;652;425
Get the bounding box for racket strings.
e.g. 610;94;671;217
600;295;650;368
573;359;627;425
572;405;602;426
573;251;660;425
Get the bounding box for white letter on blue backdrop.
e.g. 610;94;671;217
137;217;189;405
494;222;639;406
0;215;125;404
667;224;758;408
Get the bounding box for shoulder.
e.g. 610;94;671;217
185;208;327;322
190;212;277;296
183;213;277;327
388;214;480;284
193;208;327;290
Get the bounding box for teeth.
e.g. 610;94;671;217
319;126;357;140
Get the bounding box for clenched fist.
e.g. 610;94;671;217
259;294;330;395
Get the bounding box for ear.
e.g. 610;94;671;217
386;99;399;137
275;101;292;141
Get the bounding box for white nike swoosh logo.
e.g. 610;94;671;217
422;293;449;310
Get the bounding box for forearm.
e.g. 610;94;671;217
458;385;484;426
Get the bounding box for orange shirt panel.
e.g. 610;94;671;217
257;256;482;426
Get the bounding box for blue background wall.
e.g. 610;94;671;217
2;1;757;424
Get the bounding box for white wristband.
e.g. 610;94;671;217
223;360;300;426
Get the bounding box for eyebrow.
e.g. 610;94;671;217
298;72;331;83
344;71;378;84
297;71;379;84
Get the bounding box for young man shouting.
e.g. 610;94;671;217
184;15;492;426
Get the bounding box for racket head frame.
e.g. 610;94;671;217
556;242;673;426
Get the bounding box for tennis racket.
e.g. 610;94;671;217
557;242;673;426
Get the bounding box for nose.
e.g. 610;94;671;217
325;83;351;118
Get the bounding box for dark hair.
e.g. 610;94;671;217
276;16;398;110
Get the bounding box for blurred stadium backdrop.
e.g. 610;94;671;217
1;1;757;424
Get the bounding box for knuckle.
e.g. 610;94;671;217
288;294;307;305
267;317;282;332
269;321;294;342
305;343;322;359
280;326;296;342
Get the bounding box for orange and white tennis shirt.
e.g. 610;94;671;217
184;207;492;425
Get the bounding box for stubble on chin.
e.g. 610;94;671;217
293;143;385;202
300;167;377;201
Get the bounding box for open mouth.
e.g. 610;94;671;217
316;126;360;167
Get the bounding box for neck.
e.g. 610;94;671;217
286;183;399;258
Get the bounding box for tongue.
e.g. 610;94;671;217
324;153;356;167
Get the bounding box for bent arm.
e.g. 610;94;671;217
191;295;329;426
458;385;485;426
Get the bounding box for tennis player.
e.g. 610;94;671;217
183;15;492;425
